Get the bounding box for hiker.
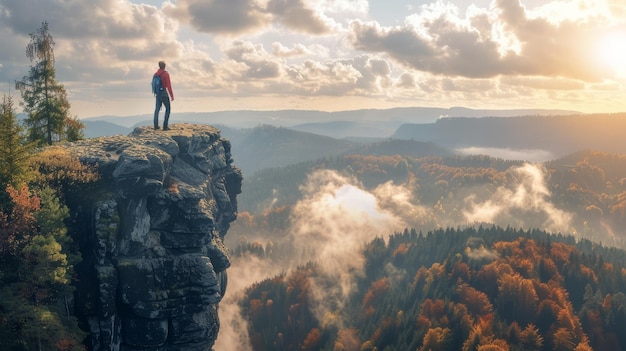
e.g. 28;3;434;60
153;61;174;130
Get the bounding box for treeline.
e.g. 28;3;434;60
238;153;524;214
241;226;626;351
233;151;626;249
393;113;626;156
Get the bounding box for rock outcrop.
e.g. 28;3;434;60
66;124;242;351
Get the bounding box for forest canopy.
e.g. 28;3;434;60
241;226;626;351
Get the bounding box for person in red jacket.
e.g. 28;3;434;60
153;61;174;130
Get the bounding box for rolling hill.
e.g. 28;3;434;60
393;113;626;158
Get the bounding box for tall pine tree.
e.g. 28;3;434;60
16;22;84;146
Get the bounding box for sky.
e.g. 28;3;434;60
1;0;626;118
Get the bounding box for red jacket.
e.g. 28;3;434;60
155;68;174;99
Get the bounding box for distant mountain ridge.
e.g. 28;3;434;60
223;125;357;175
78;107;588;175
393;113;626;158
82;107;580;139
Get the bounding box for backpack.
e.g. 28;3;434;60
151;73;163;95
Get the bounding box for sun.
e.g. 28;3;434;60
597;33;626;78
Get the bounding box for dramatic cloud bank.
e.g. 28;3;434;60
1;0;625;116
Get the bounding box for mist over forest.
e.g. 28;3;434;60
218;145;626;350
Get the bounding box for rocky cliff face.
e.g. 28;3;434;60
65;124;242;351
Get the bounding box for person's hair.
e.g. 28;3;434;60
158;61;166;69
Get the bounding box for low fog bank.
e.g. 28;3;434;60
216;170;410;349
456;147;556;163
217;162;579;349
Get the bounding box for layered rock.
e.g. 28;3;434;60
66;124;242;351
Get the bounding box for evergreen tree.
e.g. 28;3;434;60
16;22;84;146
0;95;33;206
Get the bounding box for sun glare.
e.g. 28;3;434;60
598;33;626;78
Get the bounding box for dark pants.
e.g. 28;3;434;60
154;92;171;128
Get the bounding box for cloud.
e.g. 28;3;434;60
384;262;407;285
290;170;403;270
463;163;572;233
396;72;417;88
0;2;184;118
225;40;283;79
0;0;182;91
214;253;281;351
287;170;407;325
372;180;433;227
0;33;26;82
1;0;626;117
0;14;398;114
164;0;271;35
464;235;499;261
272;42;311;57
349;0;620;81
465;245;499;261
607;0;626;18
204;41;396;97
214;297;252;351
267;0;331;34
349;11;508;78
164;0;343;35
494;0;606;80
0;0;174;41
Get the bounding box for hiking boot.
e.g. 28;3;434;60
163;126;170;131
154;126;160;130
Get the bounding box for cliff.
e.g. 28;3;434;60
65;124;242;351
